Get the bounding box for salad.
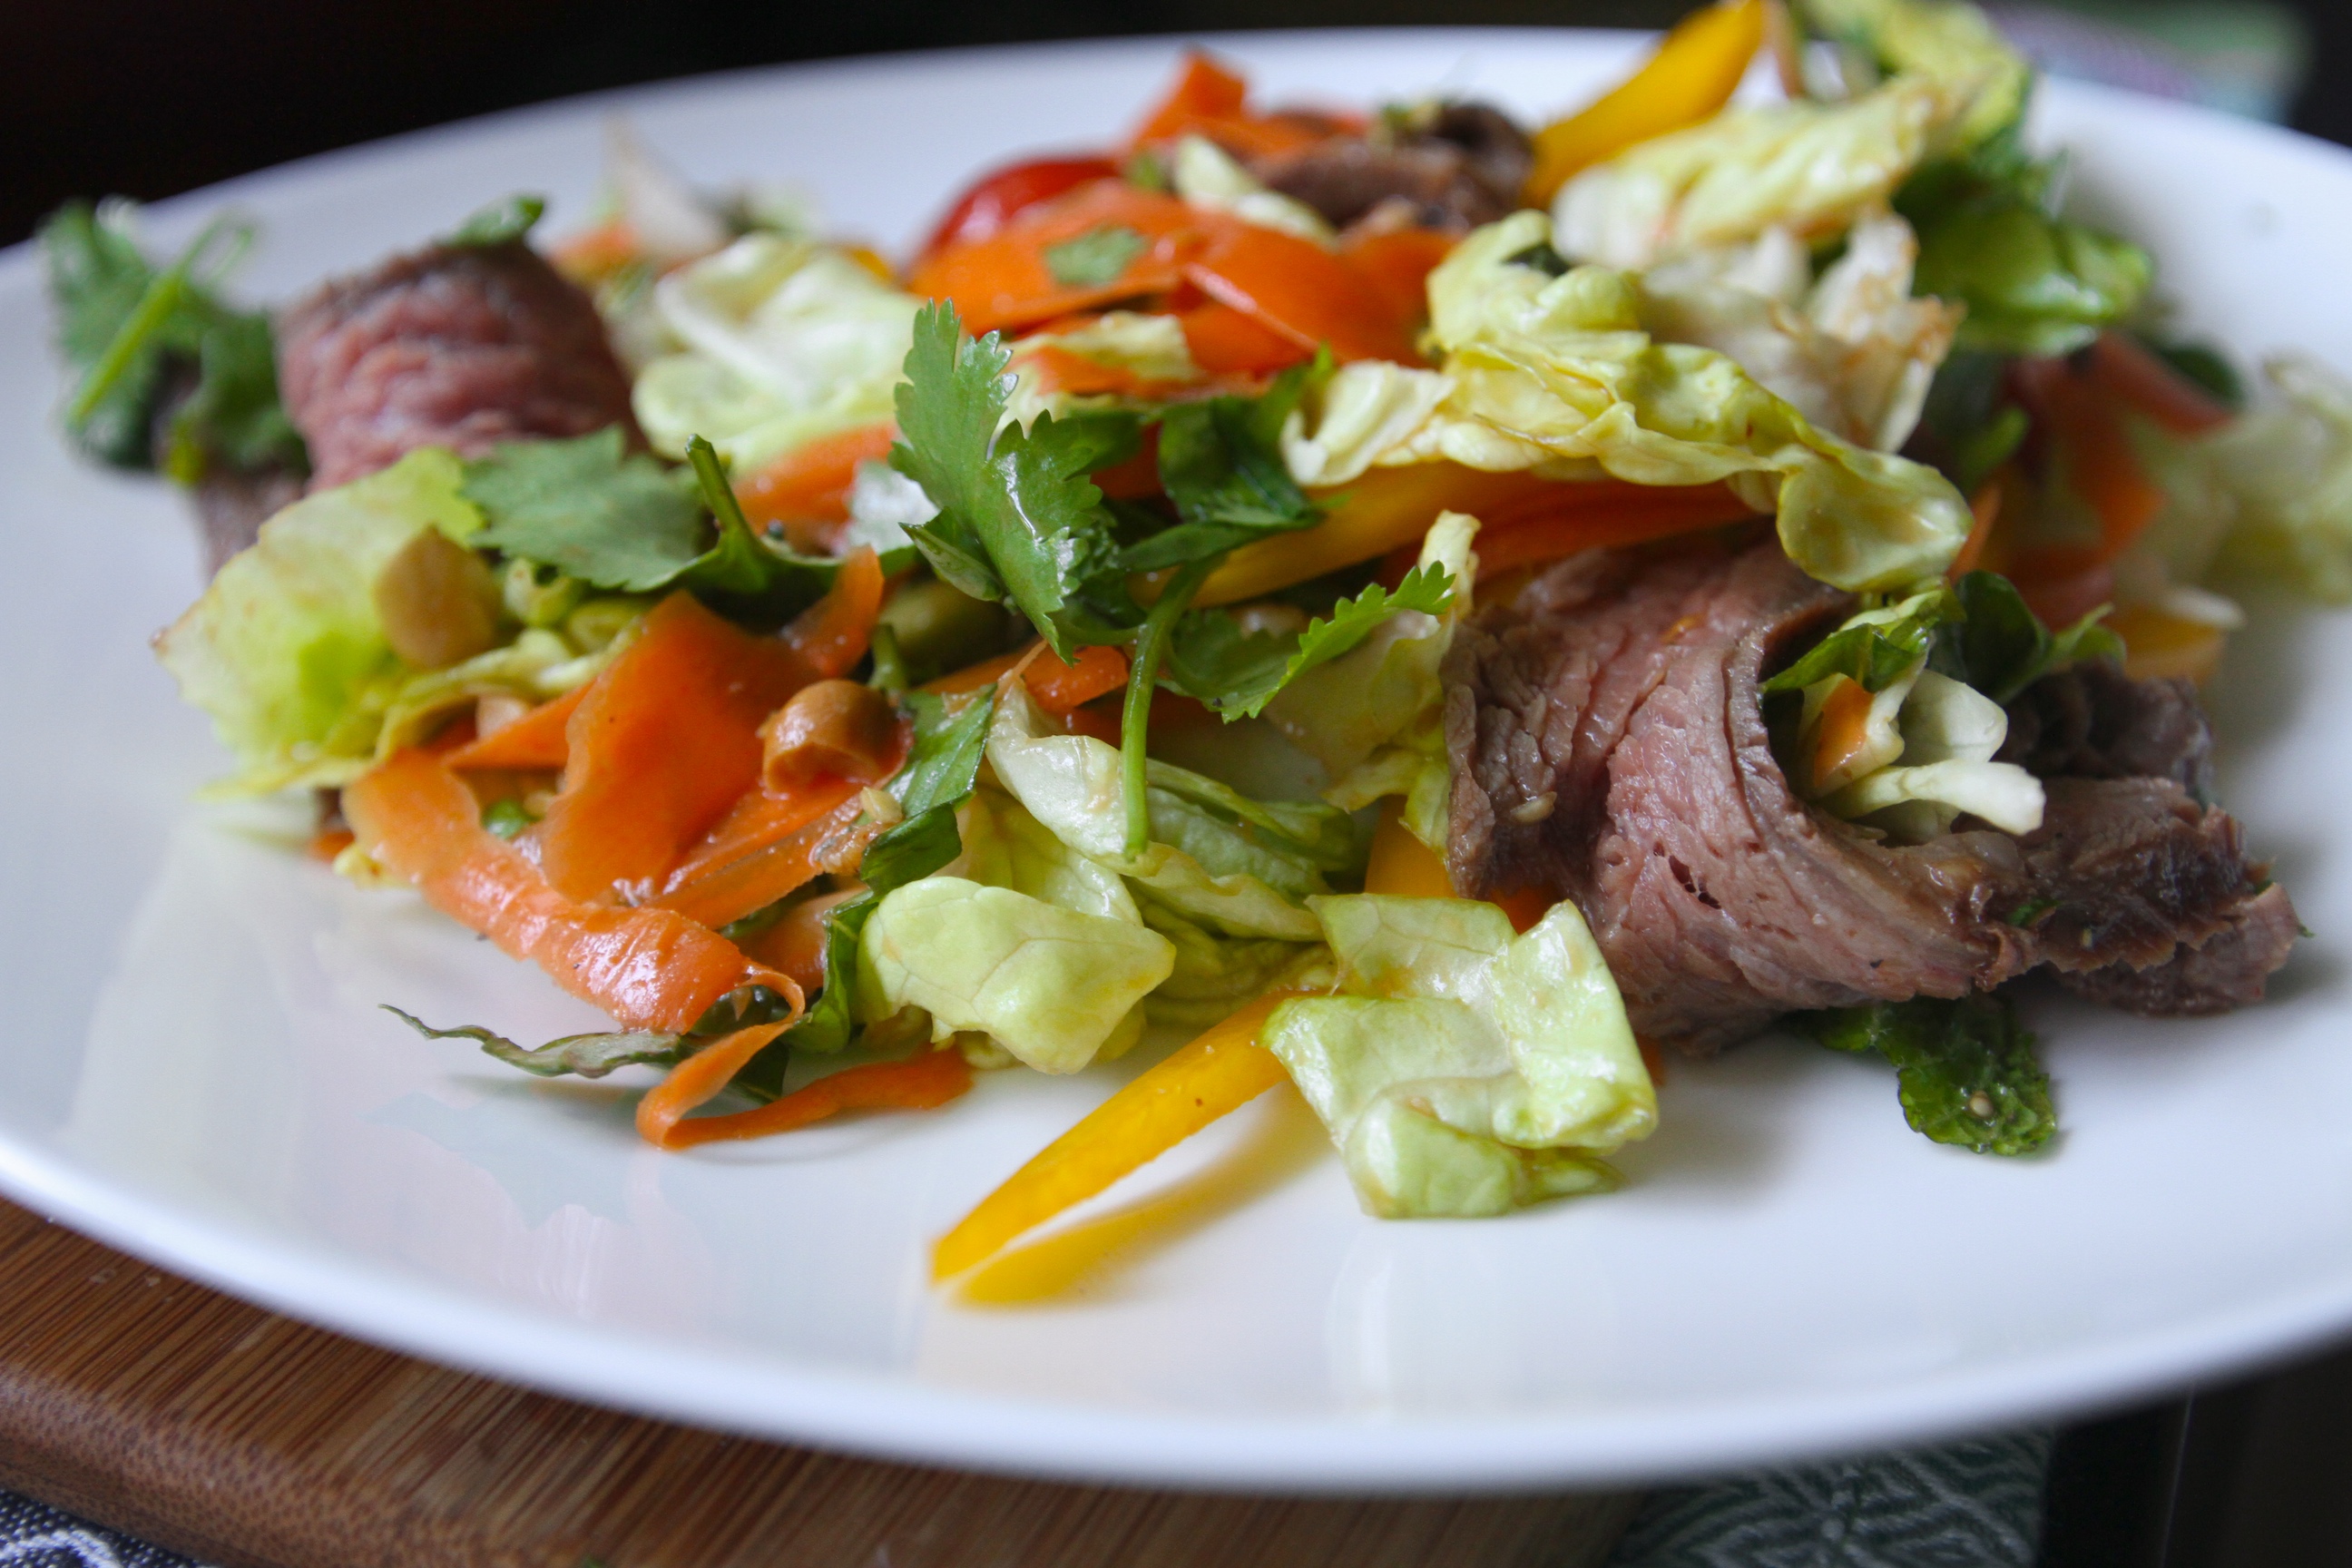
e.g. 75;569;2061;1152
41;0;2340;1287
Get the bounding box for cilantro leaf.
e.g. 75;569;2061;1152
463;429;849;628
1761;588;1959;696
1792;994;2056;1156
443;193;546;249
888;302;1145;658
771;896;882;1059
41;201;307;481
1164;562;1456;719
1946;570;2123;704
384;1005;692;1080
1043;224;1148;289
466;428;704;589
1121;354;1329;573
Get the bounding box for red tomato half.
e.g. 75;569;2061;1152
918;155;1123;261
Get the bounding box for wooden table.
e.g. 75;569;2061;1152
0;1200;1640;1567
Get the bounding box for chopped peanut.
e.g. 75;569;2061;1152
760;679;901;789
373;529;501;670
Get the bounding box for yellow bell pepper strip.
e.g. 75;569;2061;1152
931;991;1304;1281
1524;0;1768;206
1191;464;1548;608
2109;603;2230;687
1364;798;1455;897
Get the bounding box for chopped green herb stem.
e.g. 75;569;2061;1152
1122;557;1219;858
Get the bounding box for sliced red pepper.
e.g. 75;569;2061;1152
919;156;1124;262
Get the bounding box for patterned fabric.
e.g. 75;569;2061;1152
0;1494;206;1568
0;1432;2050;1567
1606;1432;2053;1568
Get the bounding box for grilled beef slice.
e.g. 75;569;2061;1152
277;240;637;492
1442;536;2296;1049
1252;103;1534;231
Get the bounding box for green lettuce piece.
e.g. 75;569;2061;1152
1553;80;1948;269
1799;0;2032;153
1792;993;2055;1155
153;447;486;793
2167;357;2352;603
857;877;1173;1073
632;234;919;474
1762;585;1958;695
983;682;1340;937
1426;213;1975;592
1265;896;1656;1218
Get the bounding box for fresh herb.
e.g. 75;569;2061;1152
779;685;1004;1058
463;429;850;628
384;1006;692;1080
1165;563;1457;719
2004;897;2058;928
1504;240;1572;278
443;193;546;249
2139;334;2244;412
867;622;909;696
1792;993;2056;1156
1042;223;1149;289
1122;556;1221;854
41;200;307;481
1760;588;1958;696
889;302;1145;659
1899;132;2151;358
1120;353;1330;572
1945;570;2122;704
480;797;536;840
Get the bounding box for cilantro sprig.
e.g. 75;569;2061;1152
1166;563;1457;719
1792;993;2056;1157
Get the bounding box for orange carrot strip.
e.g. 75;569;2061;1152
738;887;863;995
662;776;870;897
921;642;1130;714
346;750;787;1034
736;423;898;550
1470;485;1759;577
654;792;869;932
635;1023;791;1147
1946;475;2004;582
2087;332;2235;436
1810;677;1877;789
932;992;1299;1280
1184;222;1422;366
906;182;1207;337
550;218;642;288
655;1050;974;1150
445;684;589;771
780;545;887;680
534;593;811;904
1128;51;1250;147
1176;300;1315;375
1342;227;1455;328
2013;358;2168;563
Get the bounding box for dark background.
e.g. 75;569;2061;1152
5;0;2347;245
10;1;2352;1563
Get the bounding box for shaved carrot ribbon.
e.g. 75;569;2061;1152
1946;473;2005;582
932;992;1300;1281
445;683;587;771
1524;0;1766;205
2085;331;2235;436
636;1022;790;1147
1809;677;1877;789
736;422;898;550
655;790;870;932
922;642;1130;713
652;1050;974;1151
906;182;1204;336
345;750;791;1034
1124;50;1345;162
1469;484;1759;578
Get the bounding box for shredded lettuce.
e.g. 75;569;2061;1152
154;448;489;793
632;234;919;473
1171;135;1335;245
1798;0;2033;154
1264;896;1656;1218
1279;361;1453;487
1418;212;1974;592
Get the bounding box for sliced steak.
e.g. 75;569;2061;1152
2000;660;2214;799
1252;103;1534;231
278;240;637;491
1444;536;2295;1048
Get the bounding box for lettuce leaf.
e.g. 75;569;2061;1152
1798;0;2033;154
1426;213;1975;592
632;233;919;473
1264;896;1656;1218
154;448;486;792
1792;993;2055;1155
1279;360;1453;487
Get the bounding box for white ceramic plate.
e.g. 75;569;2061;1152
3;29;2349;1493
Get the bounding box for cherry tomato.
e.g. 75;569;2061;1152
918;156;1122;260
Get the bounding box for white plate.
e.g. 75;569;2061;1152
3;29;2349;1493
